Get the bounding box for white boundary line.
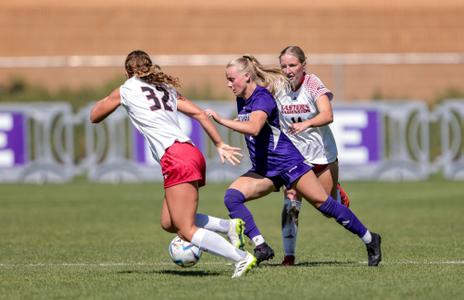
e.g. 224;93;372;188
0;53;464;68
0;260;463;268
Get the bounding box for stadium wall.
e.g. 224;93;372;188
1;1;464;103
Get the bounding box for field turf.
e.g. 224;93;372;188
1;179;463;299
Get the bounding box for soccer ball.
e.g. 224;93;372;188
168;235;202;267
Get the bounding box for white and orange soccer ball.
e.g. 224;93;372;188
168;235;202;268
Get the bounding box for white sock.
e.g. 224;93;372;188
293;198;302;210
195;213;230;233
191;228;247;262
362;230;372;244
282;198;299;256
252;235;265;246
282;236;296;256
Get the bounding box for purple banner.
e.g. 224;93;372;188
332;109;383;164
0;112;27;168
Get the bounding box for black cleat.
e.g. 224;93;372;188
253;242;275;264
366;232;382;266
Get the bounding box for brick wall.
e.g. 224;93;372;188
1;1;463;102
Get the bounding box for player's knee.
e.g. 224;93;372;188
160;219;176;233
224;188;246;210
304;192;327;208
284;189;299;201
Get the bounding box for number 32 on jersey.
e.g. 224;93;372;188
141;86;173;112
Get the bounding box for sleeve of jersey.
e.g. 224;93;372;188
307;75;334;101
119;86;128;106
250;90;276;117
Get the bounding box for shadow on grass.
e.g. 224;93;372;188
260;260;361;268
118;269;221;277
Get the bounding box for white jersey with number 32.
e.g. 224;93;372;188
275;73;338;165
119;76;191;163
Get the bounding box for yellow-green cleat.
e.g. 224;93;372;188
228;218;245;250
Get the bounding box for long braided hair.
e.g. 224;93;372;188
124;50;180;88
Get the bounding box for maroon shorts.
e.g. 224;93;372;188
311;159;338;176
160;141;206;188
311;163;329;176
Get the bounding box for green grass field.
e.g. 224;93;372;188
1;179;463;299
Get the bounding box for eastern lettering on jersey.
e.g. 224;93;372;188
281;104;311;115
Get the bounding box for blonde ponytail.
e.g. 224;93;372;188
228;55;291;96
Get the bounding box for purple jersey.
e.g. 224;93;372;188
236;86;305;177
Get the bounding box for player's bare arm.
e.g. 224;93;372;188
205;109;267;137
89;88;121;123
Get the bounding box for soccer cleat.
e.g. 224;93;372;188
232;252;257;278
253;242;275;264
337;183;350;208
366;232;382;266
281;255;295;266
227;218;245;250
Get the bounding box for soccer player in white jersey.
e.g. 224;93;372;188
89;50;257;278
276;45;376;266
206;55;381;267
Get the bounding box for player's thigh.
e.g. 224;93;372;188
229;172;275;200
317;161;339;199
293;170;328;208
164;182;199;239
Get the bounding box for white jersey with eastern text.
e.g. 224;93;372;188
275;74;338;165
119;77;191;163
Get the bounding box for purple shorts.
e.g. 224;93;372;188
269;161;312;190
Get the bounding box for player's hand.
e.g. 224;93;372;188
216;143;243;166
205;109;221;123
287;121;310;135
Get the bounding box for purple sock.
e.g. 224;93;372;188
318;196;368;238
224;188;261;239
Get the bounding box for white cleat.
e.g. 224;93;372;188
227;218;245;250
232;252;257;278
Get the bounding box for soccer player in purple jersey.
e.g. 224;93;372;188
206;55;382;267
